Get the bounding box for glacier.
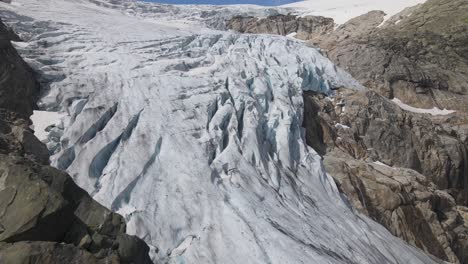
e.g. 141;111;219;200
1;0;441;263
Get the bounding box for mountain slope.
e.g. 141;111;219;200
302;89;468;263
0;0;445;263
313;0;468;113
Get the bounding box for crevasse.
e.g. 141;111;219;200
2;0;439;263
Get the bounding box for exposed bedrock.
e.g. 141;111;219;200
0;15;38;118
0;17;153;264
303;89;468;263
312;0;468;112
305;2;468;262
0;153;152;264
227;14;335;40
305;90;468;197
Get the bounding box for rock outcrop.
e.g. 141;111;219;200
313;0;468;112
304;4;468;261
303;89;468;263
227;14;334;40
0;17;153;264
304;89;468;201
0;17;37;118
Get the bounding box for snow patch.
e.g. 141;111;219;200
286;32;297;38
335;123;350;130
282;0;427;25
12;41;29;48
392;98;456;116
30;110;66;142
373;161;394;169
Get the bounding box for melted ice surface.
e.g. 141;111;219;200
1;0;439;263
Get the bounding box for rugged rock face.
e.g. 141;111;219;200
325;151;468;263
303;4;468;261
0;153;152;264
227;14;334;40
0;17;152;264
303;89;468;263
0;17;37;118
305;90;468;199
313;0;468;112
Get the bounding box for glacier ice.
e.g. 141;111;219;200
1;0;441;263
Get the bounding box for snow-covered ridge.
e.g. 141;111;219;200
1;0;438;263
282;0;427;24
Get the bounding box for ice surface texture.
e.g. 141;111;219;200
1;0;439;263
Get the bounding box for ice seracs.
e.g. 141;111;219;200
1;0;441;263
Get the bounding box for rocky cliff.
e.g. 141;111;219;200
308;1;468;262
303;89;468;263
313;0;468;112
0;17;153;264
227;14;334;40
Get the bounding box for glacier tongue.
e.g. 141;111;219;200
2;0;439;263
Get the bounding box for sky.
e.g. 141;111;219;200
144;0;301;5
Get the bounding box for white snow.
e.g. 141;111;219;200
286;31;297;38
373;161;394;169
30;110;66;142
1;0;439;263
282;0;427;24
335;123;350;130
392;98;456;116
